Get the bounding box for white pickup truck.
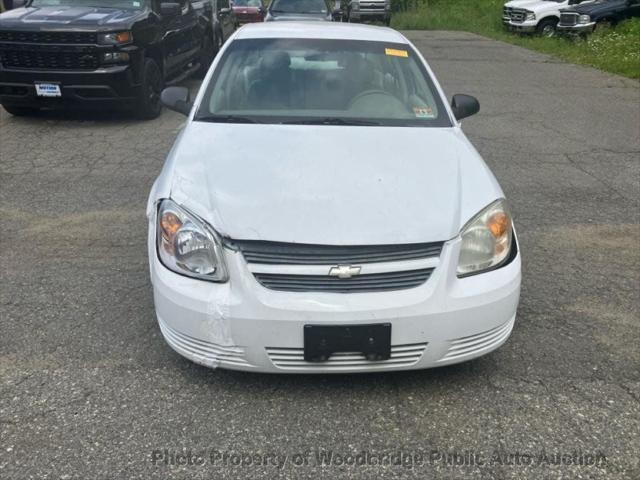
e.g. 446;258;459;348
503;0;594;36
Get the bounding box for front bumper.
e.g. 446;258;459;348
502;19;537;33
350;10;391;22
0;62;143;110
557;23;595;34
148;219;522;374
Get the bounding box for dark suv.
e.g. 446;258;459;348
558;0;640;34
0;0;214;119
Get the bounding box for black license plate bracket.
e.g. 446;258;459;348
303;323;391;362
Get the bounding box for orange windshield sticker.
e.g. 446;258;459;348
385;48;408;58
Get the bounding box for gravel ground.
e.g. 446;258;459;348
0;30;639;479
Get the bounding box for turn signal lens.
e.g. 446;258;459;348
160;211;182;237
113;31;131;44
487;211;509;238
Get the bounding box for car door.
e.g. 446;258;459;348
217;0;235;41
162;0;200;76
626;0;640;18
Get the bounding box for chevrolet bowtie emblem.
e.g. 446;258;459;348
328;265;362;279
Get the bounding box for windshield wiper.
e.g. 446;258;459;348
194;114;260;124
282;117;380;126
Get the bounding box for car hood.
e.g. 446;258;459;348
0;5;147;30
163;123;503;245
505;0;564;11
233;6;261;12
266;12;331;21
504;0;541;8
569;0;623;14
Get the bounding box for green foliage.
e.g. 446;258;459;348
391;0;640;79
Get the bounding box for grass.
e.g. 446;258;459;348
391;0;640;79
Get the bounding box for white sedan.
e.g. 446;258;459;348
147;22;521;373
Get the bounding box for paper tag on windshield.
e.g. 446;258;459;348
385;48;408;58
413;106;435;118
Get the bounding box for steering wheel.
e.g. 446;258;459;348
347;89;397;109
347;89;407;116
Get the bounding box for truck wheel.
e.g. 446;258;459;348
197;33;215;77
2;105;38;117
136;58;163;120
595;19;613;32
536;18;558;37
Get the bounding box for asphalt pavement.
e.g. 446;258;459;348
0;30;639;479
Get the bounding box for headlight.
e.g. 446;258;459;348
457;199;513;277
156;199;228;282
525;11;536;21
578;14;591;24
102;52;130;64
98;31;132;45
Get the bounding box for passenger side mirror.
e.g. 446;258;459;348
160;2;181;17
451;94;480;121
161;87;192;116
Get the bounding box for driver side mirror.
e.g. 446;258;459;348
451;94;480;121
160;2;181;17
161;86;192;116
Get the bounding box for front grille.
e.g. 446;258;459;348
360;3;385;10
266;343;427;370
231;240;444;265
254;268;434;293
0;48;100;70
159;318;252;369
0;30;97;44
504;7;526;23
560;12;578;26
439;318;514;363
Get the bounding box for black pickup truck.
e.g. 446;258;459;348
558;0;640;35
0;0;214;119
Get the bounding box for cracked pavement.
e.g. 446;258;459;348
0;31;639;479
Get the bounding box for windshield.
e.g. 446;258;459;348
270;0;327;14
195;38;451;127
234;0;262;6
31;0;148;8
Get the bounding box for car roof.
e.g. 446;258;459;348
234;22;409;44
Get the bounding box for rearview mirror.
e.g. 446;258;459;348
161;87;192;116
451;94;480;121
160;2;181;17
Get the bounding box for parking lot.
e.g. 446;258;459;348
1;30;639;479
